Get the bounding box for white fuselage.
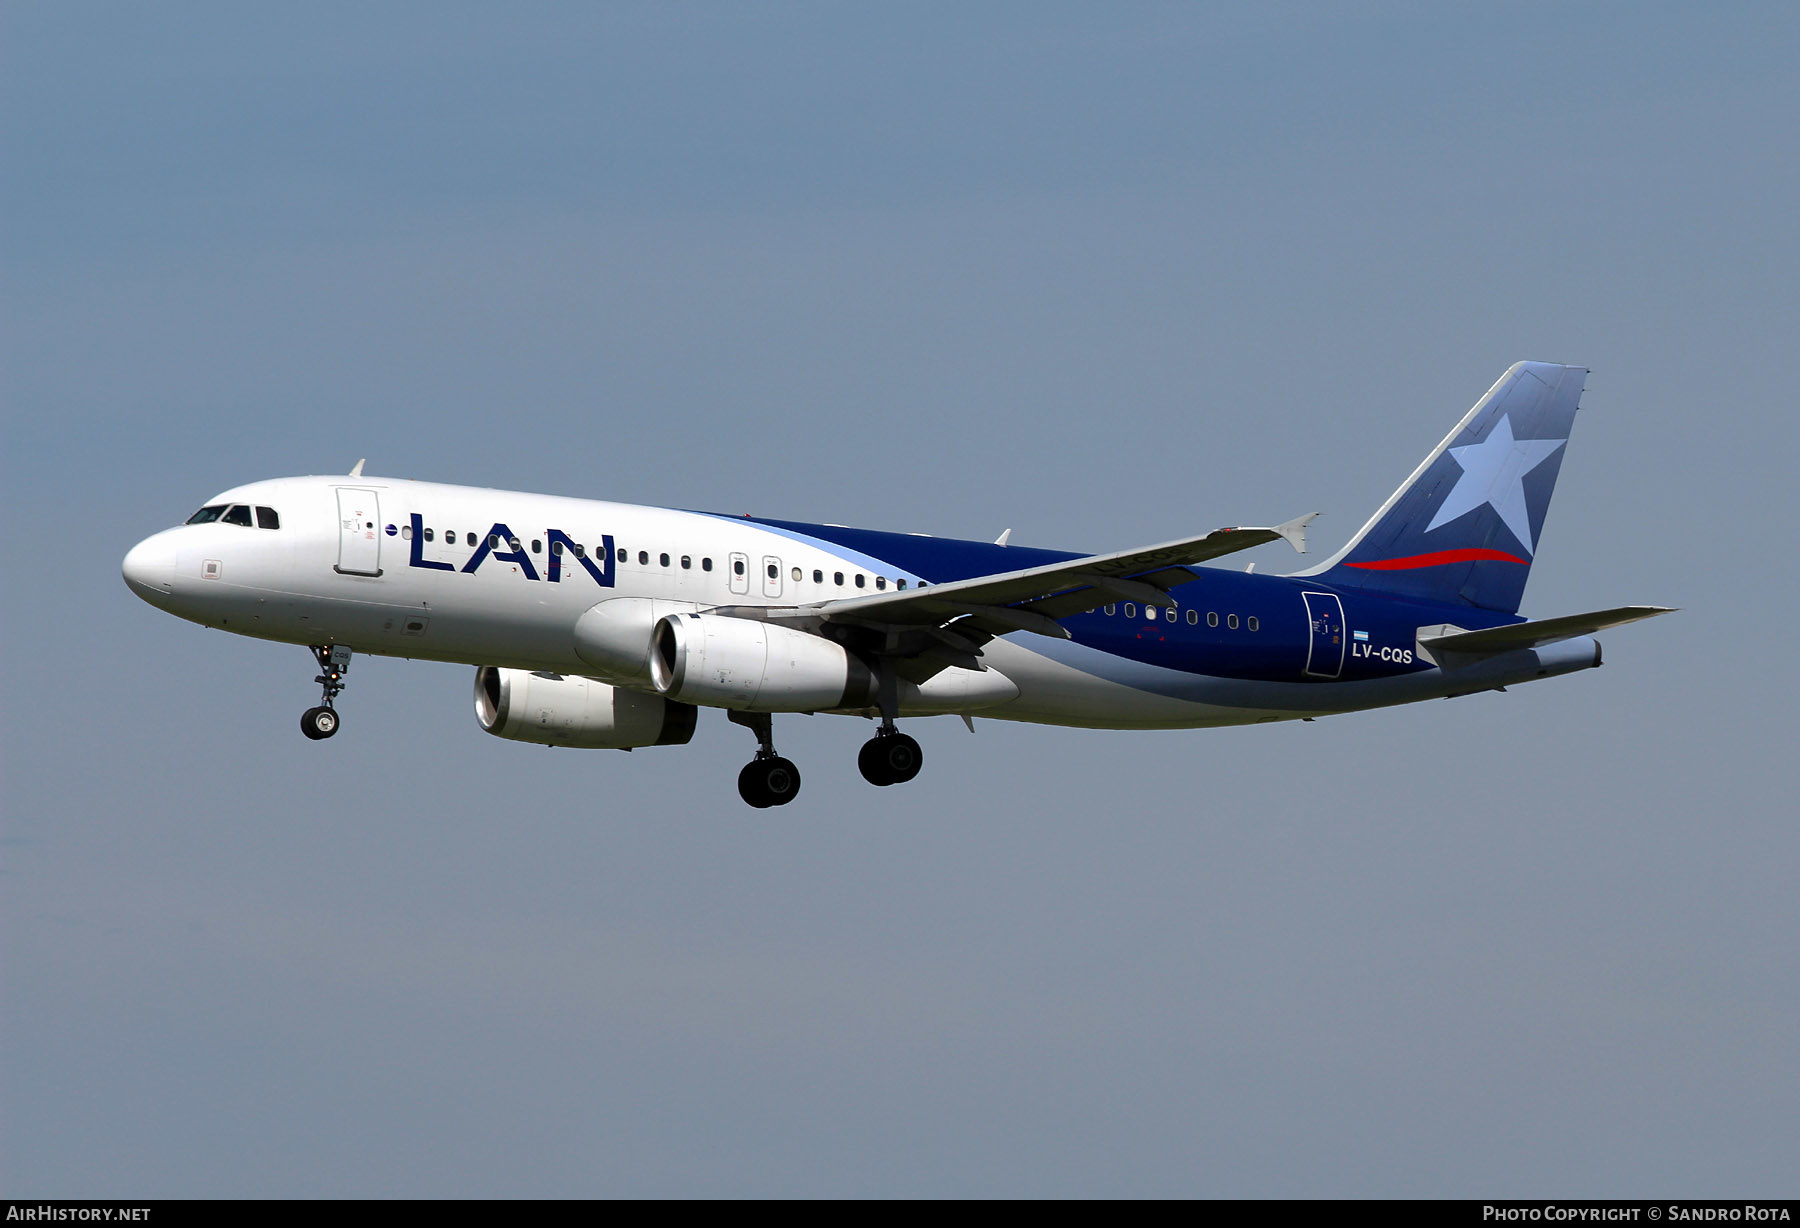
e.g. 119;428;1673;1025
122;474;1599;734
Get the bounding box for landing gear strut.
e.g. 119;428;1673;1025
728;711;801;808
857;660;923;787
300;644;350;741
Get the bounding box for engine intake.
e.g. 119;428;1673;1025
650;613;876;712
474;666;696;749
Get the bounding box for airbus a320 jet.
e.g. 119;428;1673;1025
123;362;1668;807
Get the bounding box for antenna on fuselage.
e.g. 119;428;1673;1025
348;459;366;477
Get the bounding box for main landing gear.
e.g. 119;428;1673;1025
300;644;350;741
857;658;922;787
858;728;923;787
724;719;926;806
726;667;926;806
728;711;802;808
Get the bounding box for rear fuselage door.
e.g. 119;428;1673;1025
335;487;383;576
1302;591;1345;678
761;555;783;599
728;551;750;596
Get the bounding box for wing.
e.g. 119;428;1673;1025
816;513;1317;634
717;513;1317;680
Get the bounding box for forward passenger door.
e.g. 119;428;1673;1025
334;488;382;576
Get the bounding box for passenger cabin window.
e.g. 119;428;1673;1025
1228;614;1239;629
617;548;626;562
1208;612;1219;628
897;579;907;590
465;533;477;547
876;577;886;590
813;569;823;583
531;539;541;553
222;505;253;527
186;505;227;524
639;551;649;565
702;558;713;572
256;506;280;530
1105;604;1116;616
660;553;671;568
574;543;586;558
1187;610;1198;625
681;556;692;569
834;572;844;586
1248;616;1259;632
425;528;435;542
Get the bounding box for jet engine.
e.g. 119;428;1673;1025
573;597;703;685
650;613;877;712
474;666;697;749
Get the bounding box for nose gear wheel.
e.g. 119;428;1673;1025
300;644;351;741
301;706;340;740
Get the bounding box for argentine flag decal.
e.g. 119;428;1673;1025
1352;630;1370;642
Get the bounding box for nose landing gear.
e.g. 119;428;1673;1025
300;644;350;741
728;710;802;808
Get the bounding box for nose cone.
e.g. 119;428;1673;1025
122;531;178;605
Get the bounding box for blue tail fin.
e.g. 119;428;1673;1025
1298;361;1586;614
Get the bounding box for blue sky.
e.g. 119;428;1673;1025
4;3;1796;1196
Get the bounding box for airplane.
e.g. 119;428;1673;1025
122;361;1669;807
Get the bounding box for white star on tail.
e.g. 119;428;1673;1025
1424;415;1566;554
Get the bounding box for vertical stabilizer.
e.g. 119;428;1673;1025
1297;362;1586;613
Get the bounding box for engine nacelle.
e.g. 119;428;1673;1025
650;613;876;712
573;597;702;685
474;666;697;749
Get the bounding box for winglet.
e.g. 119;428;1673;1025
994;529;1012;546
348;459;366;478
1275;512;1319;554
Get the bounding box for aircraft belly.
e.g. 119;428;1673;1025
983;633;1601;728
977;638;1281;729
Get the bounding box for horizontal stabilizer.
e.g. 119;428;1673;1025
1420;605;1674;657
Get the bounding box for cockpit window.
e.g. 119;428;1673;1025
222;505;253;527
186;505;227;524
256;506;280;530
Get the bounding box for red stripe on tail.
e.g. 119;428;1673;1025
1346;547;1528;571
